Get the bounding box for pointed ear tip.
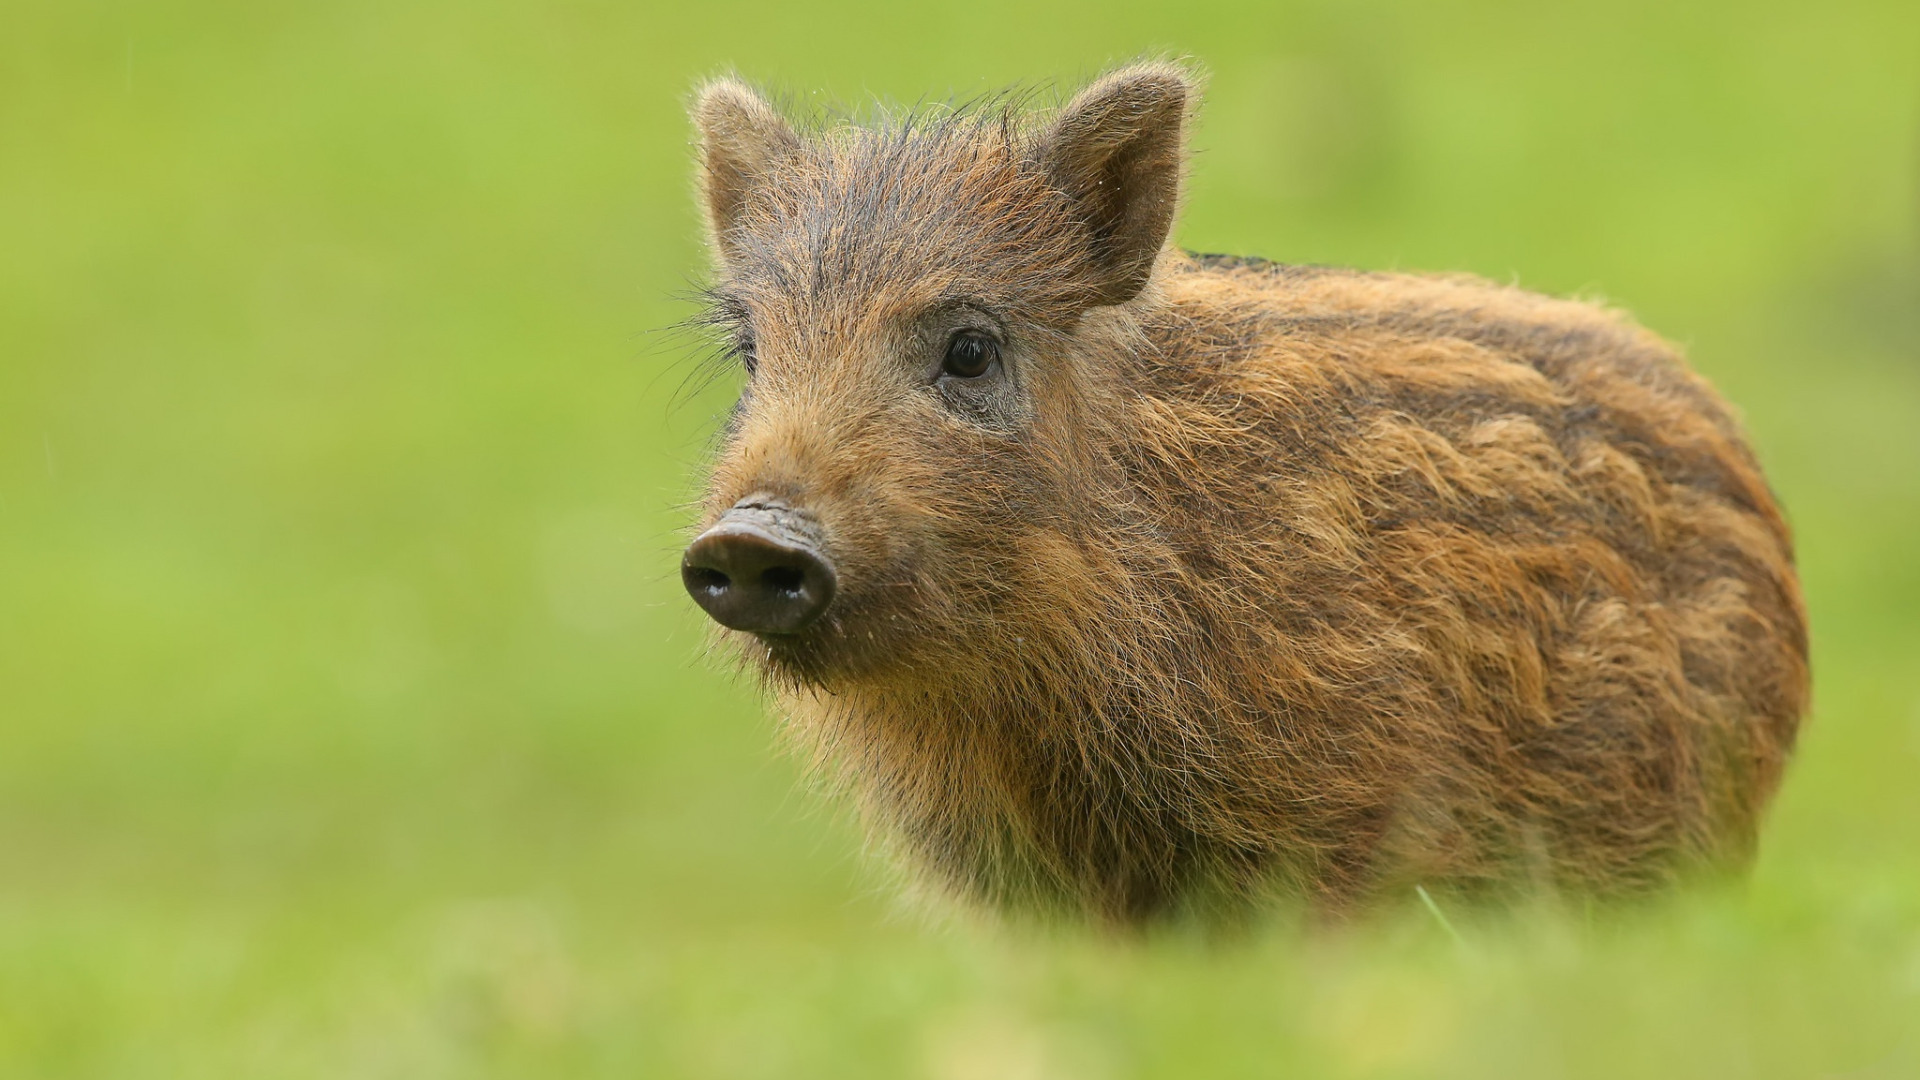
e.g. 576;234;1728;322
1066;61;1201;119
691;77;771;123
1117;59;1201;87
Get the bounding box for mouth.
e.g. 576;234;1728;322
732;589;918;689
732;619;846;687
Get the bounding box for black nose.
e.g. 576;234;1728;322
682;507;837;634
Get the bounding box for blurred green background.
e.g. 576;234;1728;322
3;0;1917;1076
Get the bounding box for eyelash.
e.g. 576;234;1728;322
731;331;757;376
718;323;1001;383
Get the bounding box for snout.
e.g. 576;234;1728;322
682;502;837;635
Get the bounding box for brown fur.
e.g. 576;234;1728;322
682;64;1809;926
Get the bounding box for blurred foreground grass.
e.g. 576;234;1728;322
2;1;1917;1076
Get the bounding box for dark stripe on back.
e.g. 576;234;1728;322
1184;252;1349;279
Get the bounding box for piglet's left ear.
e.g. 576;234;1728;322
692;77;800;266
1038;62;1196;307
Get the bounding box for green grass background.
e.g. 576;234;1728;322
3;0;1917;1075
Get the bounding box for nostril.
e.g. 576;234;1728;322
761;565;805;596
686;566;731;596
681;513;837;634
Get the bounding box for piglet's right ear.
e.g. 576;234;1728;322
1039;63;1194;307
692;79;799;264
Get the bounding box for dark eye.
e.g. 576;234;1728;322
942;330;999;379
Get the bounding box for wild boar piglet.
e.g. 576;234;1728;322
678;63;1808;926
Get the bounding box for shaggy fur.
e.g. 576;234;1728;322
682;63;1809;925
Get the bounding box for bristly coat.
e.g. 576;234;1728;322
679;62;1809;925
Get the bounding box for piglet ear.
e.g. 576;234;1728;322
1038;62;1196;306
692;78;800;264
